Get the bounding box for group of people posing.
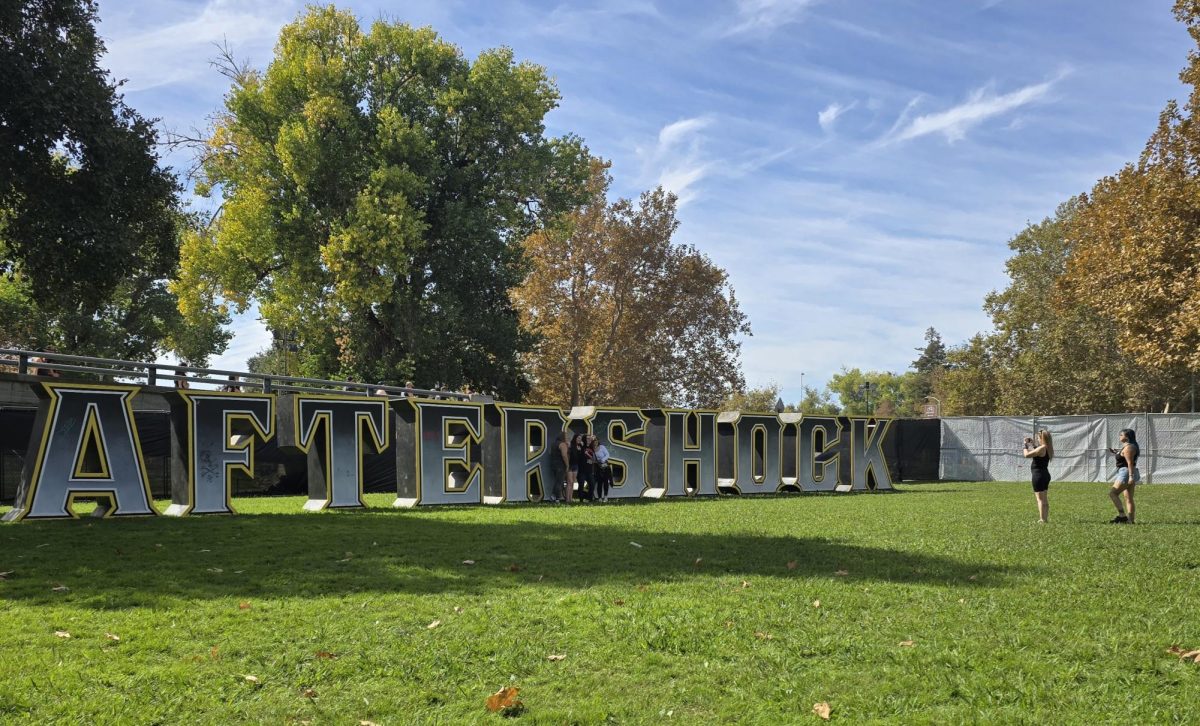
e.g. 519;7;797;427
548;432;613;503
1022;427;1141;523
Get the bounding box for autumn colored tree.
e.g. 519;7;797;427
933;335;999;416
175;6;589;397
1064;0;1200;387
513;161;749;408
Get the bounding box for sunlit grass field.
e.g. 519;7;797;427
1;482;1198;723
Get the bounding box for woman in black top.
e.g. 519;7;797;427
1022;429;1054;523
1107;428;1140;524
566;433;584;503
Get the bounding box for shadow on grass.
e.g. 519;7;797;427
0;506;1025;608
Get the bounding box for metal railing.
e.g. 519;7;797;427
0;348;471;400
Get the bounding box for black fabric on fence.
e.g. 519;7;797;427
890;418;940;481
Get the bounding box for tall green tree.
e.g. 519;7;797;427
827;368;919;417
176;6;590;397
910;326;947;403
0;0;225;361
934;334;999;416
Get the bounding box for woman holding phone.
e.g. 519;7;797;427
1022;429;1054;523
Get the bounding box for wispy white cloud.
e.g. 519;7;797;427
723;0;820;36
638;116;715;205
882;74;1067;145
817;101;854;132
101;0;298;92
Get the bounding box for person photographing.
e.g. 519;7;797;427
1022;429;1054;523
1107;428;1140;524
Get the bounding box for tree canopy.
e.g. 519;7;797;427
513;161;749;408
0;0;223;360
176;6;590;396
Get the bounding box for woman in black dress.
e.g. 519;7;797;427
1022;429;1054;523
566;433;584;503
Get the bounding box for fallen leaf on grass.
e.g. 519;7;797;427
813;701;831;720
238;601;251;610
899;640;915;647
613;598;625;606
301;688;317;699
1180;649;1200;660
485;686;524;715
834;570;848;577
242;675;261;686
968;575;977;581
427;620;441;630
51;585;70;593
454;607;464;614
694;557;703;568
724;621;734;629
104;633;120;642
206;568;223;574
54;631;71;639
754;632;773;640
957;598;965;604
506;564;522;573
210;646;219;660
360;721;380;726
786;561;797;570
0;571;13;580
547;654;566;662
629;541;643;548
316;651;338;660
462;560;476;566
812;600;821;608
1167;645;1184;655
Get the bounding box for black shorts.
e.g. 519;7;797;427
1031;471;1051;492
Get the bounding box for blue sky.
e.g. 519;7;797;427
97;0;1191;402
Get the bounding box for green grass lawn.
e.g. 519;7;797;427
1;482;1198;724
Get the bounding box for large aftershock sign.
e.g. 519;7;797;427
1;383;893;521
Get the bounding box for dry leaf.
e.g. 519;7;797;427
0;571;13;580
51;585;70;592
360;721;380;726
243;675;261;685
629;541;643;548
899;640;915;647
454;606;464;614
462;560;476;566
154;543;163;548
301;688;317;699
1194;654;1200;664
210;646;219;660
834;570;848;577
786;561;797;570
485;686;523;714
740;580;751;589
613;598;625;606
957;598;965;604
968;575;977;581
1181;649;1200;660
105;633;120;642
813;702;831;720
694;557;703;567
1166;645;1184;655
427;620;442;630
507;564;522;573
316;651;338;660
238;601;251;610
812;600;821;608
206;568;223;574
54;630;71;639
754;631;773;640
547;654;566;661
724;620;734;629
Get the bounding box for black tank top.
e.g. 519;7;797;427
1030;455;1049;473
570;444;582;467
1115;448;1138;469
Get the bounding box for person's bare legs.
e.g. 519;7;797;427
1034;491;1048;522
1109;482;1126;517
565;471;576;503
1122;484;1136;524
